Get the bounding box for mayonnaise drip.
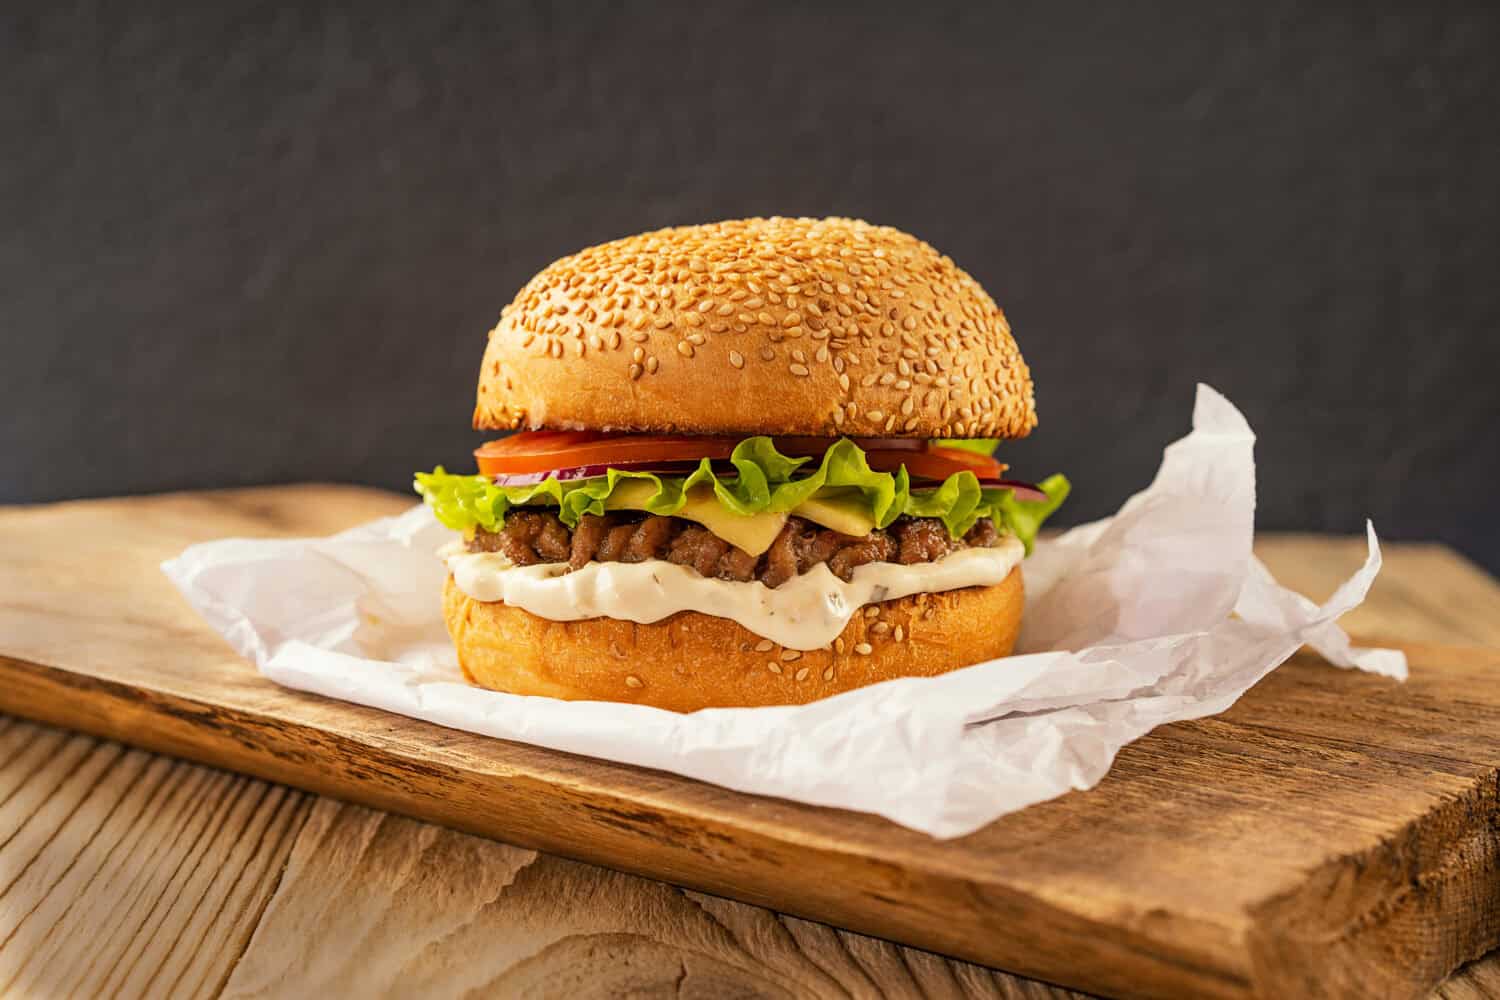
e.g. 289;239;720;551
443;536;1023;650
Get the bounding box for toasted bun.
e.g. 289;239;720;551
473;217;1036;440
442;568;1023;712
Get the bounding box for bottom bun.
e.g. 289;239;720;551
442;567;1023;713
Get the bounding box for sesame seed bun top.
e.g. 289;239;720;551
472;217;1037;439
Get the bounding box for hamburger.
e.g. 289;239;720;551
416;217;1068;712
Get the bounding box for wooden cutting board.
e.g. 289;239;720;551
0;486;1496;1000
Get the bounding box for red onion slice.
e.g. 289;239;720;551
489;470;554;487
491;460;729;488
978;479;1049;502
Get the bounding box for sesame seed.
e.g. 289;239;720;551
871;621;891;635
835;637;847;653
632;346;644;363
625;675;643;689
823;667;835;681
646;356;659;373
768;662;783;675
676;341;694;358
789;363;810;377
894;625;905;641
794;667;810;682
755;639;775;652
781;649;802;661
854;643;873;656
864;607;880;619
629;363;643;380
867;409;884;422
729;350;745;368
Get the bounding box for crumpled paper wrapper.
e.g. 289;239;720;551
163;385;1406;839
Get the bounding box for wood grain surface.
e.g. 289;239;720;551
1;486;1498;999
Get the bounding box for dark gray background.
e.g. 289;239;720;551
4;1;1498;572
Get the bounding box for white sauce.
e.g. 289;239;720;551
442;536;1023;650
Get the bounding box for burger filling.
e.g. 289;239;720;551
417;432;1069;593
467;511;1004;588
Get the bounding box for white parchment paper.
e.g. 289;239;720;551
163;385;1406;838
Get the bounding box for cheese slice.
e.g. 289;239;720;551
605;482;787;556
600;482;884;555
791;489;878;537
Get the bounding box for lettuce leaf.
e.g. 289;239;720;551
987;473;1070;554
414;437;1068;552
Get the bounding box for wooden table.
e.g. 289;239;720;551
2;522;1498;998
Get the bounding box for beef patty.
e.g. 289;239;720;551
468;510;1002;588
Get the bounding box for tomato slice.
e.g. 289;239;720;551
865;446;1007;482
475;432;1006;481
475;432;739;476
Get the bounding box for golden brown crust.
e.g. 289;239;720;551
442;567;1024;713
473;217;1036;440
